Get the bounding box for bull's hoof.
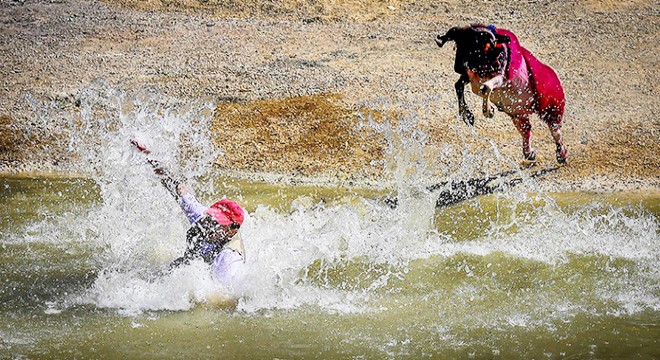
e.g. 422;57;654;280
556;153;567;165
483;104;495;118
521;152;538;168
523;150;537;162
461;110;475;126
556;147;567;165
520;159;538;168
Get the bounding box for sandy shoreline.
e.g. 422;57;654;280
1;0;658;193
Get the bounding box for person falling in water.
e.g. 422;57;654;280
131;140;246;285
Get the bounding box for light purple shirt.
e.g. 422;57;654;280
179;193;207;224
211;249;245;287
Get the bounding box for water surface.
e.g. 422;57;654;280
1;175;658;359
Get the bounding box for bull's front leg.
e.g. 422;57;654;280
479;75;505;118
455;74;474;126
480;89;495;119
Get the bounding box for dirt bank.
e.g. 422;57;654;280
0;0;658;192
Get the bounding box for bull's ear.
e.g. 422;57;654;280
496;34;511;44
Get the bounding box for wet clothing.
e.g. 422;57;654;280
170;193;245;284
180;193;207;224
211;246;244;286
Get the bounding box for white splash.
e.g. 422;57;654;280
48;85;658;319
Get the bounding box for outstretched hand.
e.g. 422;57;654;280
130;139;151;154
130;139;165;174
130;139;181;198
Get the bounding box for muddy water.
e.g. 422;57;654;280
1;175;658;359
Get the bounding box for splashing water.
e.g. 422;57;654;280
27;85;653;319
2;84;658;358
60;89;461;314
46;82;229;312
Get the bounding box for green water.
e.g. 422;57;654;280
1;176;658;359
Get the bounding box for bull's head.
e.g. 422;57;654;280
437;24;510;48
469;27;511;77
437;24;511;76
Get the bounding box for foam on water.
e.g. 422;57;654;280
238;196;658;317
442;197;659;264
236;199;438;313
81;261;229;315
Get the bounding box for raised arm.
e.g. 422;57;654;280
131;140;209;224
130;140;182;201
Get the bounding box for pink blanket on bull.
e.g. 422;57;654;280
497;28;565;119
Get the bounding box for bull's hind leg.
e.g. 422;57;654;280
546;117;567;164
455;74;474;126
511;114;537;162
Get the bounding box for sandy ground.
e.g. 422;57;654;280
0;0;658;193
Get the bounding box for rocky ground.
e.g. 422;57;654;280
0;0;658;193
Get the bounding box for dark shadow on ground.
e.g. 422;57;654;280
384;166;560;209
